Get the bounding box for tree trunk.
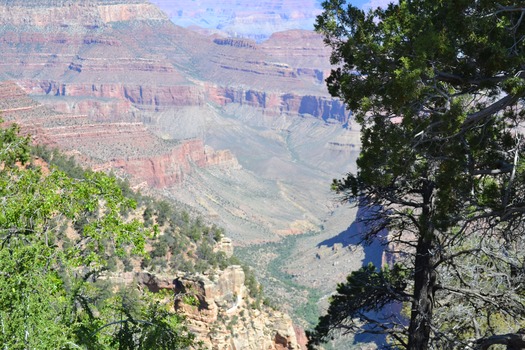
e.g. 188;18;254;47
407;236;437;350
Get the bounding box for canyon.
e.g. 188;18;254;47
0;81;237;188
0;0;366;347
0;0;359;241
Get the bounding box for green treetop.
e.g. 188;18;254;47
310;1;525;349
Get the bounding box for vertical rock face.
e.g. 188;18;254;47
204;84;348;123
137;267;303;350
170;266;302;350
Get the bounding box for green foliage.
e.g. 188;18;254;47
35;144;237;277
0;124;197;349
315;0;525;348
139;204;232;274
75;289;200;350
181;294;200;307
309;263;408;348
32;144;85;179
242;264;262;300
334;263;407;313
236;232;324;324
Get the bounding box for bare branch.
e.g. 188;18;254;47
434;71;509;86
463;72;525;130
470;331;525;350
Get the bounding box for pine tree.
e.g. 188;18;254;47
310;1;525;349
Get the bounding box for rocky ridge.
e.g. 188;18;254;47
139;267;303;350
0;81;238;187
106;235;304;350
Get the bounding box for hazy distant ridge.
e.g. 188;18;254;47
151;0;323;42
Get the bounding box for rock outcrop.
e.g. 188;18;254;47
107;235;303;350
139;266;302;350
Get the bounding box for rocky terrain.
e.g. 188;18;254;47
0;86;307;348
0;0;366;338
108;240;305;350
147;266;303;350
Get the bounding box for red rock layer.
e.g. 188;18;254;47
26;81;205;111
0;81;238;188
0;1;348;124
107;139;239;188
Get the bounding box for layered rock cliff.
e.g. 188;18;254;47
0;0;347;125
0;81;238;188
204;84;347;123
106;140;240;188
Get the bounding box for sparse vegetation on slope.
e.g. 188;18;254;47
32;143;237;277
30;139;299;350
236;232;324;327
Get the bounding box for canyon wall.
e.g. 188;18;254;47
0;1;168;26
0;0;348;127
0;81;238;188
0;0;359;240
25;80;347;123
205;85;347;123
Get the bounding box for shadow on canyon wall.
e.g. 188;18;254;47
318;205;386;268
317;204;393;347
